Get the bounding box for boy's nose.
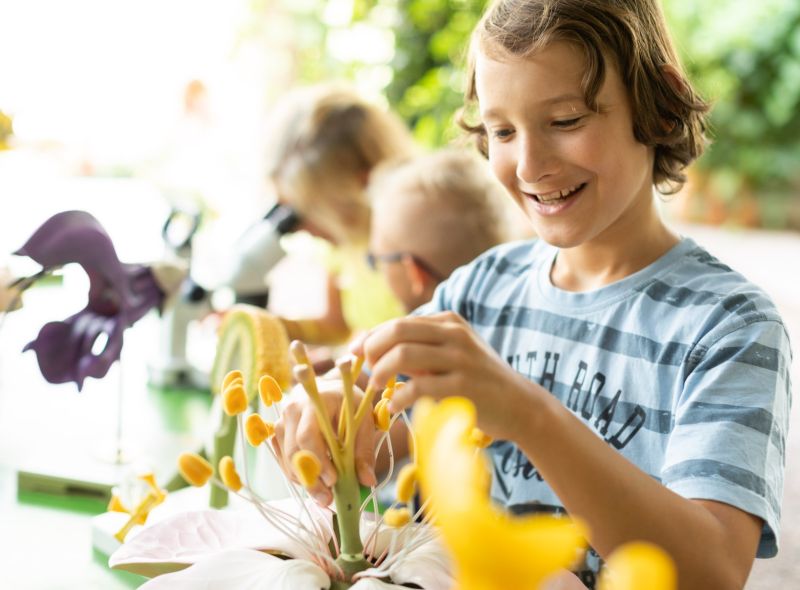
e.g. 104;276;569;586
515;134;558;185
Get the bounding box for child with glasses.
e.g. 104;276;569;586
366;148;509;313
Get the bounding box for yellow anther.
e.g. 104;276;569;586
219;456;243;492
114;490;163;543
138;472;166;503
258;374;282;406
245;413;274;446
178;452;213;487
139;472;157;489
396;464;418;504
222;369;244;391
107;494;128;513
381;385;394;401
223;383;248;416
374;398;391;431
383;507;412;528
470;427;493;449
291;450;322;488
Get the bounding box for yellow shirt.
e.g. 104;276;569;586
327;244;406;333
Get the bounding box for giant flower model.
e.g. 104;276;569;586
109;340;453;589
413;396;678;590
13;210;184;390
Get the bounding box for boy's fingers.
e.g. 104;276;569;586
386;379;420;413
296;406;337;487
368;342;451;391
354;418;378;488
306;481;333;507
270;431;298;485
362;317;447;365
348;330;370;357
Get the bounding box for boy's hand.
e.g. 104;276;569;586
272;379;378;506
350;311;537;441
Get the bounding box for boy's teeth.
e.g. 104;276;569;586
536;184;581;202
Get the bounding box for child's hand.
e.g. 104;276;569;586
350;311;538;441
272;378;378;506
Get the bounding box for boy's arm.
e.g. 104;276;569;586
521;391;761;590
357;311;768;590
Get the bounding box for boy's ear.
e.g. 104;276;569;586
402;255;430;296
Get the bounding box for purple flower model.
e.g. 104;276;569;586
15;210;171;390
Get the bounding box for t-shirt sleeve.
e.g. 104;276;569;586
662;319;792;557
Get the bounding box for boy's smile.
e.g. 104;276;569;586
475;40;674;279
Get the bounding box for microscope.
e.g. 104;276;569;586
146;203;301;390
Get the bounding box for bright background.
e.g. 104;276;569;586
0;1;797;589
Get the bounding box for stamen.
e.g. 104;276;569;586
178;452;213;486
336;357;355;441
258;374;282;406
373;398;391;432
222;369;244;391
395;464;418;504
470;427;493;448
223;383;248;416
350;355;364;382
107;494;127;513
292;450;322;488
219;456;243;492
383;507;411;528
245;413;274;446
293;364;343;471
289;340;312;367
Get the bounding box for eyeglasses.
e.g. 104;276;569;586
365;252;445;282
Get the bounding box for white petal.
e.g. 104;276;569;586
350;578;412;590
138;549;330;590
389;538;453;590
359;513;422;560
110;500;331;577
357;514;453;590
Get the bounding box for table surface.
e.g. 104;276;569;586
0;285;214;590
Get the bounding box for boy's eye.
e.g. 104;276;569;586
552;116;584;128
490;128;514;140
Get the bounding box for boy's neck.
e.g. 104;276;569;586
549;202;679;293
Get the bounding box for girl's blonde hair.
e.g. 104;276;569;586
265;84;416;246
369;148;508;276
459;0;710;194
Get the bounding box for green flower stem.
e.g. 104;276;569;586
210;412;236;508
333;465;371;577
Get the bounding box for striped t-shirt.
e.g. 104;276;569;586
417;236;791;559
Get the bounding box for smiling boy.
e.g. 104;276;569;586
278;2;792;588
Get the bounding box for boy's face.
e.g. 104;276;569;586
369;195;430;312
475;41;655;250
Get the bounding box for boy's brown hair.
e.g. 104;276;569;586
459;0;709;194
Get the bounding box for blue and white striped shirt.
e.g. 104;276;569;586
418;236;791;558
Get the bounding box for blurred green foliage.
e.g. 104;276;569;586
664;0;800;212
275;0;800;224
370;0;486;147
